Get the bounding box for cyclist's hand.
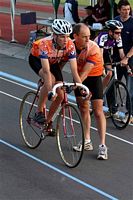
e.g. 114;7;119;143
128;70;133;76
102;69;106;77
51;94;57;101
79;88;92;100
48;92;57;101
120;58;128;66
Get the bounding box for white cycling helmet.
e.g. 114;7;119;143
52;19;73;35
105;20;123;30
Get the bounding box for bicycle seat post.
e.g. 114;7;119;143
114;65;118;80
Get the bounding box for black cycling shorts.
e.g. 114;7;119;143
75;75;103;100
29;54;63;81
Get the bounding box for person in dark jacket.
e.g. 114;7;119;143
115;0;133;124
82;6;95;26
92;0;111;25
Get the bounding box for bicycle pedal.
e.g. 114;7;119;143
45;130;56;137
32;120;42;128
40;132;46;140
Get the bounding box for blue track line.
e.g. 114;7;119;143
0;71;128;120
0;71;76;102
0;139;119;200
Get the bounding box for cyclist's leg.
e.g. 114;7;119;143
102;51;113;90
90;76;106;145
29;54;49;124
46;63;64;124
38;67;54;113
92;99;106;145
73;83;93;151
106;82;117;114
89;76;106;145
76;96;91;141
117;64;128;83
29;54;50;114
47;85;64;123
92;99;108;160
90;76;107;159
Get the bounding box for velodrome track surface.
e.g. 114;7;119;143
0;54;133;200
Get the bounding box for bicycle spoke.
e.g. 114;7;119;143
56;104;84;168
111;81;131;129
19;91;42;148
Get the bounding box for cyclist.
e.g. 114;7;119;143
72;23;108;160
94;19;125;89
29;19;82;133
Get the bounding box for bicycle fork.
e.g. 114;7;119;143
62;104;75;138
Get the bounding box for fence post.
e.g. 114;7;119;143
52;0;60;19
10;0;17;43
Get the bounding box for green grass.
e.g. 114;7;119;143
54;0;133;7
78;0;133;7
115;0;133;6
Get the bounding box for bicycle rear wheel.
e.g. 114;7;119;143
110;81;131;129
56;103;84;168
19;91;42;148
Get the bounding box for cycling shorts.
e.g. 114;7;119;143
29;54;63;81
75;76;103;100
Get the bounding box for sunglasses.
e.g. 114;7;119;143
114;31;121;34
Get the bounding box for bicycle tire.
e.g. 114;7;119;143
19;91;42;148
110;81;131;130
56;103;84;168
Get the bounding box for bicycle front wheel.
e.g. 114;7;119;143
56;103;84;168
19;91;42;148
110;81;131;129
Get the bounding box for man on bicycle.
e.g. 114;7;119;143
72;23;108;160
94;19;125;89
29;19;82;132
94;19;130;117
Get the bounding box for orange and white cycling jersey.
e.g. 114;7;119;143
76;40;104;76
31;35;76;65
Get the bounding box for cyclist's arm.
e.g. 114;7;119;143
99;47;104;56
79;62;94;82
116;36;125;60
118;48;125;59
69;58;82;83
121;47;133;65
126;46;133;58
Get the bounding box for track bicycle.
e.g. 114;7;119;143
19;81;89;168
90;62;131;129
101;62;131;129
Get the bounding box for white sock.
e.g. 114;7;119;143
85;139;91;143
99;144;106;147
